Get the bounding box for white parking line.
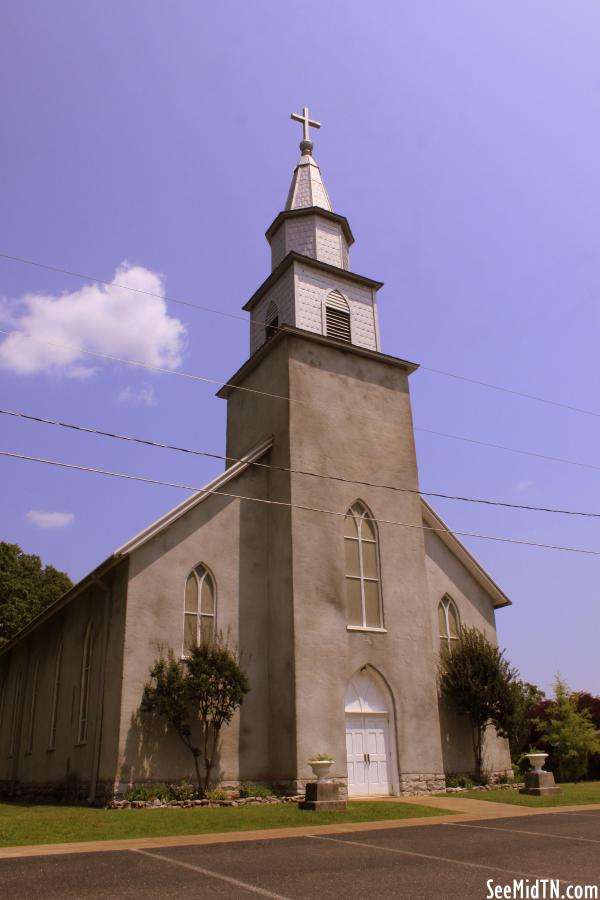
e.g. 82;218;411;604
449;821;600;844
556;810;600;818
131;848;293;899
309;835;573;885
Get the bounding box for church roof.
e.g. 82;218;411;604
114;436;273;556
285;148;333;212
421;499;511;608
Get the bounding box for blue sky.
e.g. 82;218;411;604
1;1;599;694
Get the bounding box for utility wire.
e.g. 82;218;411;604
415;427;600;474
3;250;599;421
2;447;599;556
2;327;599;479
4;406;600;519
0;329;301;405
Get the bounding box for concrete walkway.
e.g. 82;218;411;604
1;796;600;860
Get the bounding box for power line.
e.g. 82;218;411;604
418;365;600;420
0;251;260;328
414;427;600;474
4;406;600;519
0;329;301;406
3;250;600;421
2;327;599;481
2;447;599;556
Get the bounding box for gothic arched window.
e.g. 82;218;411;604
77;622;93;744
344;502;383;629
265;301;279;341
48;640;63;751
184;565;216;654
325;290;351;342
438;595;460;652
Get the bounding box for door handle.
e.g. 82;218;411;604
363;752;371;764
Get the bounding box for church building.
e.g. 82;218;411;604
0;109;512;801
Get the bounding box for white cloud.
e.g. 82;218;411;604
27;510;75;529
0;264;185;377
512;480;534;492
118;383;157;407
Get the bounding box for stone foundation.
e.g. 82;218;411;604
398;773;447;795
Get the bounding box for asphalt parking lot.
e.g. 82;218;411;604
0;810;598;899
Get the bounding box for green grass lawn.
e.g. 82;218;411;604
441;781;600;808
0;800;451;848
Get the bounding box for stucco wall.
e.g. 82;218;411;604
423;527;512;776
281;337;444;791
0;563;128;800
116;461;272;790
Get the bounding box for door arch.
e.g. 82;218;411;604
345;668;396;796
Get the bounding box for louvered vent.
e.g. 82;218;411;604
326;306;351;342
265;301;279;342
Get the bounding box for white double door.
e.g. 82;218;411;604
345;714;392;796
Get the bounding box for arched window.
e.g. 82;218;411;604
438;596;460;652
325;290;351;343
25;659;39;754
0;678;5;734
8;669;22;758
344;502;383;629
265;301;279;341
77;622;93;744
184;565;216;653
48;641;63;751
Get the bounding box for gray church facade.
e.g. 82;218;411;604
0;112;512;801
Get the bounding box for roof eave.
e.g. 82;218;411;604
421;498;512;609
242;252;384;313
217;324;419;400
265;207;355;245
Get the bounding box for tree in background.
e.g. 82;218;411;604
506;680;546;761
141;634;250;796
536;676;600;782
573;693;600;778
0;542;73;647
438;626;518;782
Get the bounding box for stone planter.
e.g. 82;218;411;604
525;752;548;774
307;760;334;782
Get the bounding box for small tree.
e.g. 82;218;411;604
438;626;518;782
536;676;600;782
141;634;250;795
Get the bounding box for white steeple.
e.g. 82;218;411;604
285;107;333;211
243;108;383;356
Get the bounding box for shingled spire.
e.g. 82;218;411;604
285;107;333;211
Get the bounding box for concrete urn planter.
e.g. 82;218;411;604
525;752;548;774
307;759;334;782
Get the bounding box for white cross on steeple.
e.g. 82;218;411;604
290;106;321;149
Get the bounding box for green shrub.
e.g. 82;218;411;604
205;788;229;801
445;773;475;789
125;782;170;802
239;782;273;798
169;779;197;801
